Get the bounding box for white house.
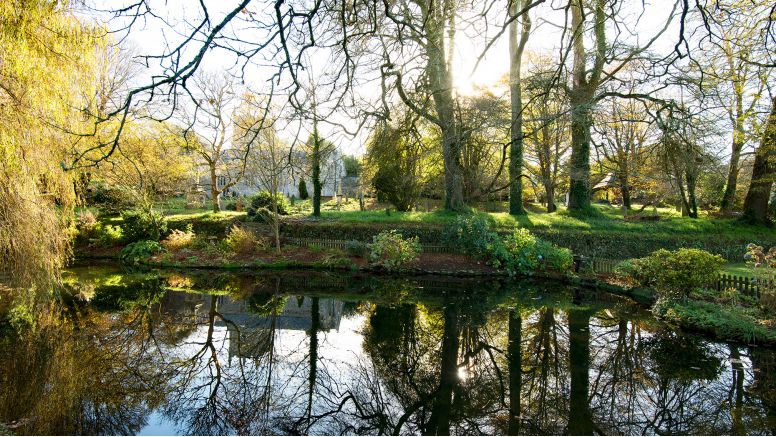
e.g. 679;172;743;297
197;147;347;199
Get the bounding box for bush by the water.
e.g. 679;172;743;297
225;226;266;256
120;209;168;242
369;230;421;268
345;240;370;258
443;214;572;275
616;248;724;299
247;192;290;218
162;225;196;251
120;240;163;264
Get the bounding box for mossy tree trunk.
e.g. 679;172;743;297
742;95;775;225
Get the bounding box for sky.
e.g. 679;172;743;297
87;0;683;157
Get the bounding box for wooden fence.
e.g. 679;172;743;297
716;274;775;298
588;258;619;275
283;237;456;254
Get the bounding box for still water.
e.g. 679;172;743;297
1;265;775;435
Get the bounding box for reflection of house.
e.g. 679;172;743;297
157;292;344;359
196;148;351;199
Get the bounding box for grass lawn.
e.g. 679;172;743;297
282;197;774;241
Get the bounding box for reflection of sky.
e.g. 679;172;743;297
136;306;369;435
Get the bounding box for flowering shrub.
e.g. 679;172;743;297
369;230;421;269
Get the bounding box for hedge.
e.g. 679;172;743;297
278;221;774;262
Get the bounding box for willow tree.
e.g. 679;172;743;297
0;0;102;290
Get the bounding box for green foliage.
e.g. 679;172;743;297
442;214;572;274
85;183;136;215
345;240;370;258
247;191;290;217
620;248;724;299
119;240;163;264
369;230;421;269
298;179;309;200
442;214;499;256
95;224;123;247
501;229;573;274
7;304;36;334
343;155;361;177
654;298;776;344
120;209;168;242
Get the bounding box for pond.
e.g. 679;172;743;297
1;264;775;435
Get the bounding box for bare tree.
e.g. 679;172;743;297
181;73;245;212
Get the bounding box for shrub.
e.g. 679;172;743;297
369;230;421;269
76;210;98;231
298;179;309;200
162;224;196;251
225;226;266;256
86;183;134;215
120;209;168;242
620;248;724;299
247;192;290;217
442;214;499;256
442;215;572;274
345;240;370;258
95;224;123;247
120;240;163;264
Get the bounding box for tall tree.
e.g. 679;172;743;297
508;0;532;215
181;73;247;213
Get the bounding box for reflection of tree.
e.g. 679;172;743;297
507;309;522;435
521;307;569;434
567;307;593;435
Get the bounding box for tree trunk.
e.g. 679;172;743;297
568;96;593;211
721;138;744;212
312;130;322;217
619;173;631;209
424;0;464;212
209;165;221;213
546;182;557;213
508;0;529;216
742;95;776;225
686;170;698;218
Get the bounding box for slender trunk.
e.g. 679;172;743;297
686;170;698;218
209;164;221;213
312;129;322;217
508;0;529;216
721;89;746;212
271;176;281;254
721;138;744;212
743;95;776;225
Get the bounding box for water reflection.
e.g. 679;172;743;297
1;266;775;435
